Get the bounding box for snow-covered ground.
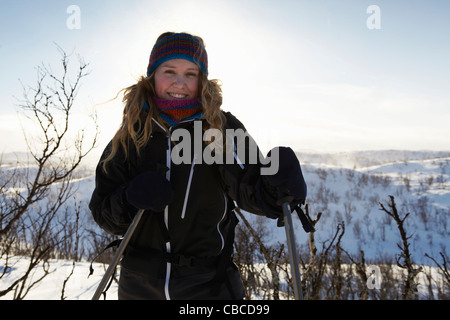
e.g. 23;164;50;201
0;256;118;300
0;255;446;300
1;150;449;299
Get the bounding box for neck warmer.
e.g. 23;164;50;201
151;97;203;127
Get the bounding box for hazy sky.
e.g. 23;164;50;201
1;0;449;159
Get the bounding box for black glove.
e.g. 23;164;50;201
258;147;307;219
124;171;173;212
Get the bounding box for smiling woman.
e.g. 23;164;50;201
88;31;308;300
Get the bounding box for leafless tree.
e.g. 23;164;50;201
0;45;98;299
234;208;285;300
379;195;422;300
425;252;450;299
344;250;369;299
60;200;82;300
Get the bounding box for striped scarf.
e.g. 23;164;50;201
151;97;203;127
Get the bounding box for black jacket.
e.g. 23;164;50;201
89;112;273;298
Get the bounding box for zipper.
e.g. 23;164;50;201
164;241;171;300
181;154;196;219
164;122;173;300
161;120;196;300
152;118;200;300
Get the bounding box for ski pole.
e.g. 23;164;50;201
278;197;303;300
92;209;145;300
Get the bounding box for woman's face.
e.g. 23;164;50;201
154;59;200;100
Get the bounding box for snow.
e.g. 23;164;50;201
304;151;450;263
1;256;446;300
1;149;449;300
0;256;118;300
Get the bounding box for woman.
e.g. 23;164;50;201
89;32;307;300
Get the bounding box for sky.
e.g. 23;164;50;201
1;0;449;162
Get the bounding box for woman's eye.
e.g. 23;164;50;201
163;69;198;78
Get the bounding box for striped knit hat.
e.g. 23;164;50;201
147;32;208;77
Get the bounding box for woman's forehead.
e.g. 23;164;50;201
159;59;199;70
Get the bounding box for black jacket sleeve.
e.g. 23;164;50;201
89;142;137;235
218;112;278;217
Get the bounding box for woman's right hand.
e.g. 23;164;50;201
125;171;173;212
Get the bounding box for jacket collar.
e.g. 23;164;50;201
151;117;203;133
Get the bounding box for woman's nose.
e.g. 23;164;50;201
173;75;184;88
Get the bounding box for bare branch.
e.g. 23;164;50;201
379;195;422;299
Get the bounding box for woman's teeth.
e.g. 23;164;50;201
169;93;187;99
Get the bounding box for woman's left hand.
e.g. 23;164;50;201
258;147;307;219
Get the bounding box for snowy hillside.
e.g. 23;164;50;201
242;150;449;264
301;150;449;263
1;150;449;299
298;150;450;169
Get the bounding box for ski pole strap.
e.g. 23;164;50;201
101;267;117;300
277;204;315;233
88;238;122;300
295;206;315;233
88;238;122;277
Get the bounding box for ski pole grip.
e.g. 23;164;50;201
276;193;293;227
276;195;294;206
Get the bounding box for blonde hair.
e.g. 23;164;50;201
101;71;225;173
